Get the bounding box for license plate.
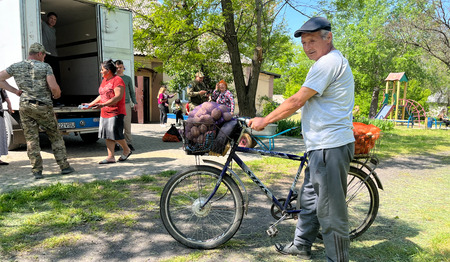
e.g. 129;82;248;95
58;122;76;129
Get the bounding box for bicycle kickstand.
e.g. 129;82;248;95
267;213;288;237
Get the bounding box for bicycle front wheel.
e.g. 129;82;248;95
160;165;244;249
346;166;379;239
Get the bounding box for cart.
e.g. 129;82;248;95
238;124;301;151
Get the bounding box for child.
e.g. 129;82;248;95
171;99;184;126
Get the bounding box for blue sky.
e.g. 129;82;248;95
277;3;317;42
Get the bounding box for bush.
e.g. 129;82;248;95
277;119;302;137
353;117;395;131
260;96;279;117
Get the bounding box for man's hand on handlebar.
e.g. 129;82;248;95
248;117;269;131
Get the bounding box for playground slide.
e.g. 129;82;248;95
375;104;394;119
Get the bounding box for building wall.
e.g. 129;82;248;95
134;55;163;123
255;73;273;114
133;55;275;121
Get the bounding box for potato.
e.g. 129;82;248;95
211;108;222;120
201;102;216;114
200;114;214;124
222;112;232;122
195;108;206;117
218;104;229;113
197;134;204;144
191;116;201;124
190;126;200;138
199;124;208;134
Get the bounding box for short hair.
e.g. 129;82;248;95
101;59;117;75
47;12;58;18
320;29;331;40
218;80;228;89
115;60;124;65
175;98;181;104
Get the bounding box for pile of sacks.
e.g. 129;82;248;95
353;122;381;155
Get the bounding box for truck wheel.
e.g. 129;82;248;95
4;113;21;150
80;133;99;144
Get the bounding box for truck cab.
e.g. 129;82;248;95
0;0;134;149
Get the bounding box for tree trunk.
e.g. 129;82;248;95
369;86;380;118
220;0;262;117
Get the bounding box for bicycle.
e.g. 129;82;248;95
160;118;383;249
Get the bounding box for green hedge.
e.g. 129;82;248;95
276;119;302;137
353;117;395;131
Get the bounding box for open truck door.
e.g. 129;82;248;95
97;5;134;81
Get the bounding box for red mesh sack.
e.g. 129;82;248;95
353;122;381;155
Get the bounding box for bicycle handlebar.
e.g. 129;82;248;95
236;117;250;127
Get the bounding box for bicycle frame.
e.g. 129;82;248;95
200;118;383;218
202;136;308;217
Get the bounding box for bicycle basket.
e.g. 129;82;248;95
182;119;241;156
354;133;383;157
182;121;218;155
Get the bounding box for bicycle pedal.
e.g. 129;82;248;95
266;226;278;237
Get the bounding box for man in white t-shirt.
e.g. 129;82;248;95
249;17;355;261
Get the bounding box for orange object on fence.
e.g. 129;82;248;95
353;122;381;155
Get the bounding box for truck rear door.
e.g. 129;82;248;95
97;5;134;80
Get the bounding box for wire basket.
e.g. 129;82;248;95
182;122;217;155
354;133;383;158
182;119;241;156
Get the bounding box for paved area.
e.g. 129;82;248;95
0;121;305;193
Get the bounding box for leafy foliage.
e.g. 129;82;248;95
259;96;279;117
119;0;293;116
276;119;302;137
353;117;395;131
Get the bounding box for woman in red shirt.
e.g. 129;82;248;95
86;59;131;164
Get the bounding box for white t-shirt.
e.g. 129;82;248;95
301;50;355;151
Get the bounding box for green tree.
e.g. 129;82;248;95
387;0;450;107
319;0;431;118
106;0;292;117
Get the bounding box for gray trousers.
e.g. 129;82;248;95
294;143;354;262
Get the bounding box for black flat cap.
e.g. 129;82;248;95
294;17;331;38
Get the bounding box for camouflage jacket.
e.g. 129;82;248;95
6;60;54;105
187;80;209;106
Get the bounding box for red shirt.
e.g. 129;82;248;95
99;75;126;118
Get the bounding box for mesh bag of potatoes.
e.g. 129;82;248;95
182;102;239;155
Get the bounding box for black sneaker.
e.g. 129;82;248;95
128;144;135;151
275;242;311;259
33;171;44;179
61;166;75;175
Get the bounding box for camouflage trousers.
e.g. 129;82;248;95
19;103;70;172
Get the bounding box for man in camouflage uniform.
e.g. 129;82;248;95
0;43;74;179
187;72;210;111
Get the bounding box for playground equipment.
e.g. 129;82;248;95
375;72;427;127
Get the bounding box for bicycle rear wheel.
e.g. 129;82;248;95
346;166;379;239
160;165;244;249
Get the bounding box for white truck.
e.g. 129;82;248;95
0;0;134;149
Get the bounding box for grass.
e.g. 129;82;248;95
0;128;449;261
376;127;449;159
0;174;172;254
